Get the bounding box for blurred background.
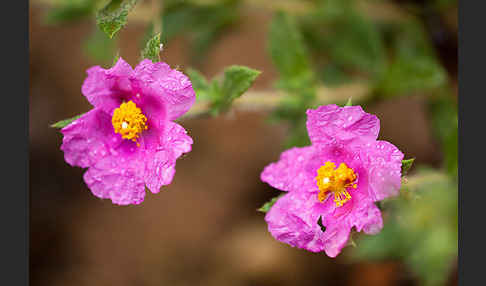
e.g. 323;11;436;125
29;0;457;285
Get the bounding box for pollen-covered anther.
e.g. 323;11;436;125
315;161;357;207
112;100;148;144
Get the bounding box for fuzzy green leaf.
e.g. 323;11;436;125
345;97;353;106
141;33;161;62
268;11;315;97
51;114;84;129
258;193;285;213
83;27;117;65
96;0;139;38
45;0;96;24
212;65;261;114
186;68;211;100
401;158;415;175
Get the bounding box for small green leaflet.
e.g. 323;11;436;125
51;114;84;129
258;193;285;213
345;97;352;106
96;0;139;38
212;65;261;114
401;158;415;175
186;68;211;101
141;33;161;62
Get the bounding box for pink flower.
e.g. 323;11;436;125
61;58;195;205
261;104;404;257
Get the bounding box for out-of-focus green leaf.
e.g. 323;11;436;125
268;11;315;99
45;0;97;24
345;97;353;106
141;33;161;62
320;64;350;86
186;68;211;101
326;14;386;77
299;0;385;81
161;0;239;62
258;193;285;213
353;169;457;286
401;158;415;175
428;93;458;177
96;0;139;38
377;57;447;96
51;114;84;129
83;27;117;64
377;20;447;96
212;65;261;114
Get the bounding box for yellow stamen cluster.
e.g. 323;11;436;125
112;100;148;144
315;161;357;207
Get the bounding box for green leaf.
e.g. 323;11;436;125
96;0;139;38
212;65;261;114
44;0;96;25
83;27;117;65
113;50;120;66
141;33;161;62
345;97;352;106
378;57;447;96
161;1;239;61
428;93;458;177
326;13;386;77
353;169;457;286
401;158;415;175
186;68;211;100
258;193;285;213
51;114;84;129
268;11;315;98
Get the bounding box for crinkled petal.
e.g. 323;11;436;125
81;57;135;113
144;122;193;193
348;202;383;234
83;154;146;205
61;108;114;168
358;140;404;201
134;59;195;120
261;146;319;193
306;105;380;145
265;191;325;252
320;224;352;258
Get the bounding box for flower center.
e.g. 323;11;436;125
112;100;148;144
315;161;357;207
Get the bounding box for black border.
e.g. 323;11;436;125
459;1;483;285
2;1;29;285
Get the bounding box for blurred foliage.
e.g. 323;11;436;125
161;0;241;64
83;26;118;65
44;0;99;24
353;168;457;286
428;90;458;177
267;11;317;148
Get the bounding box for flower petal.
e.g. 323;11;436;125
306;105;380;145
265;191;326;252
358;140;404;201
143;122;193;193
134;59;195;120
261;146;318;193
81;57;135;113
83;154;146;205
61;108;115;168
